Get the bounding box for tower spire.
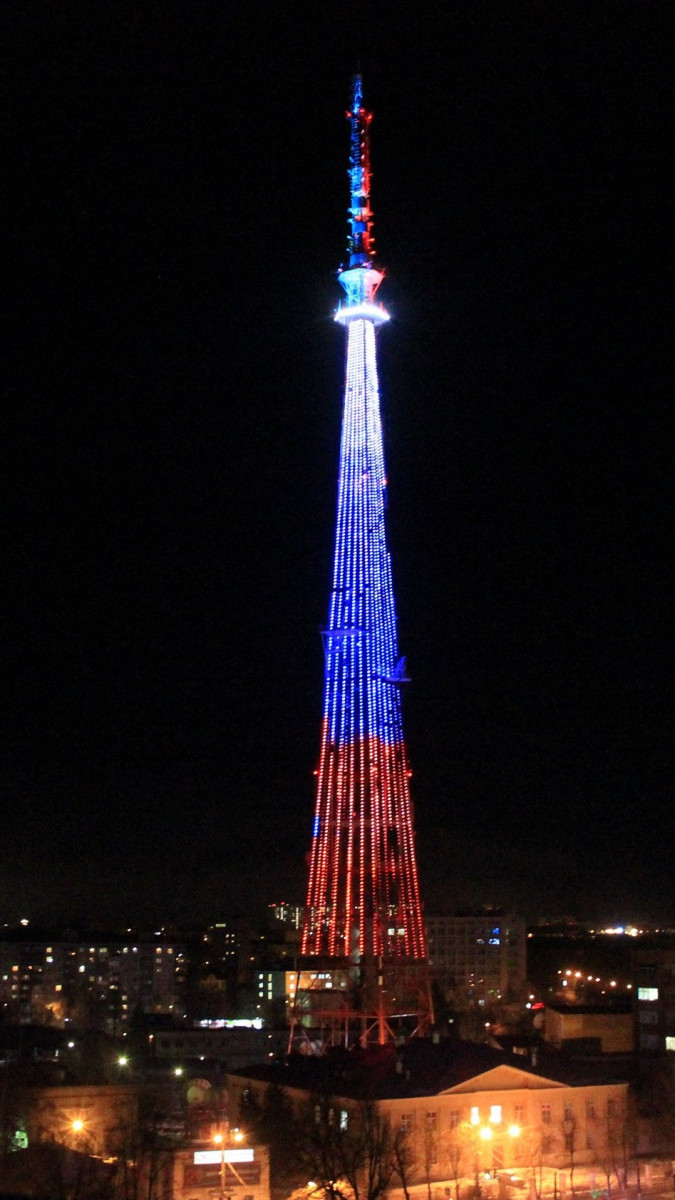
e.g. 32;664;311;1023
346;73;375;266
336;74;388;321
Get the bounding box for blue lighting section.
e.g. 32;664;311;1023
324;318;403;748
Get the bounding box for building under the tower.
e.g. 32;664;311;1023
290;76;433;1049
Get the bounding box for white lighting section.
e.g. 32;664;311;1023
335;302;390;326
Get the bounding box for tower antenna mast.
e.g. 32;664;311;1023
336;73;386;316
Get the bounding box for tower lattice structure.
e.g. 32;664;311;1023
295;76;432;1048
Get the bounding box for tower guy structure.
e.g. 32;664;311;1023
294;76;433;1048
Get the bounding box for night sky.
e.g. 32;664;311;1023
3;4;671;926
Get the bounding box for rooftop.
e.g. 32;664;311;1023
227;1037;632;1101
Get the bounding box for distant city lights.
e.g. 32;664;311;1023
557;967;631;993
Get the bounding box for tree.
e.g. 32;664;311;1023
343;1100;406;1200
633;1060;675;1158
0;1067;30;1155
515;1124;548;1200
250;1081;301;1200
297;1094;413;1200
441;1121;473;1200
421;1111;438;1200
298;1093;351;1200
1;1141;116;1200
391;1120;417;1200
594;1096;637;1198
108;1089;175;1200
561;1110;577;1199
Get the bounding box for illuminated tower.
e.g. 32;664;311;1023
296;76;432;1046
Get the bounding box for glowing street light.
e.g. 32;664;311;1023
70;1118;87;1148
213;1131;226;1199
213;1126;245;1200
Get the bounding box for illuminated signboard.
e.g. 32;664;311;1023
193;1149;254;1165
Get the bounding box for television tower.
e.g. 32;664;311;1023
294;76;433;1048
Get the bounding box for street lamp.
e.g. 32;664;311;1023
70;1118;87;1151
213;1126;244;1200
213;1131;227;1200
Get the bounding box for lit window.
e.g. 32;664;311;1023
340;1110;348;1130
471;1107;480;1125
666;1036;675;1051
638;987;659;1001
490;1105;502;1124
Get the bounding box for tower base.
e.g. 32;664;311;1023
287;954;434;1053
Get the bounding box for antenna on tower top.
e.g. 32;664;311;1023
335;73;387;321
346;72;375;268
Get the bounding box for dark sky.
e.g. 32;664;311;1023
2;3;671;927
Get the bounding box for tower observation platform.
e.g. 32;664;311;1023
290;76;433;1050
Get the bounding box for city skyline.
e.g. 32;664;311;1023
3;6;670;926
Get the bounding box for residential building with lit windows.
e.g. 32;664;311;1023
184;919;242;1021
268;902;304;931
0;928;186;1032
426;911;527;1006
633;938;675;1053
